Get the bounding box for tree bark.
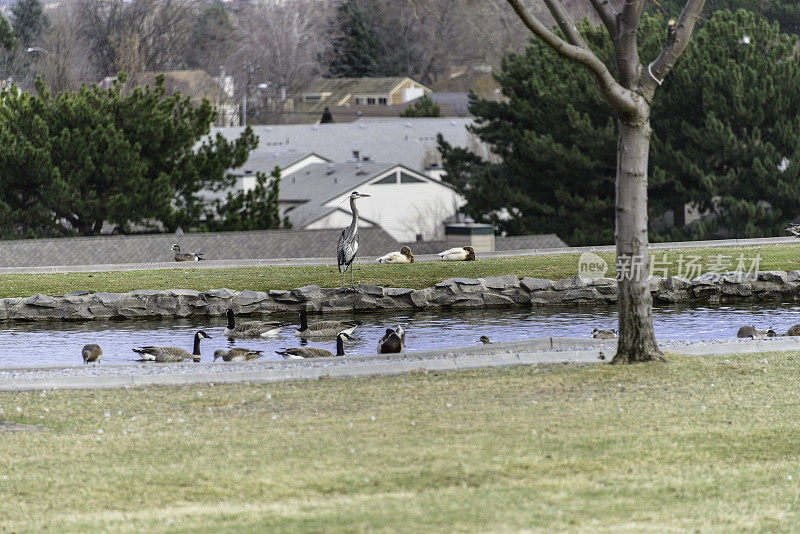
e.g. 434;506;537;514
612;117;663;363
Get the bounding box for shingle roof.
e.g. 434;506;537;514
212;118;477;172
280;161;396;227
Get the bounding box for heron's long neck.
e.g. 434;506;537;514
349;197;359;231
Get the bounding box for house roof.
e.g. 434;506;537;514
212;118;478;171
280;161;398;228
236;151;329;175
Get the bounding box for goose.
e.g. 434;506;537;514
276;332;352;359
785;324;800;336
82;344;102;364
479;335;491;344
132;330;211;362
213;347;264;362
736;325;776;339
170;244;203;262
295;309;362;338
591;328;617;339
438;246;475;261
224;309;284;338
377;326;405;354
377;246;415;264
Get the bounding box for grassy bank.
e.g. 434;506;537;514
0;243;798;298
3;352;800;532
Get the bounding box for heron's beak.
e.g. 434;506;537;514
358;193;371;198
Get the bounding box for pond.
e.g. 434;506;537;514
1;302;798;368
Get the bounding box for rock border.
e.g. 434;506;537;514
1;270;799;322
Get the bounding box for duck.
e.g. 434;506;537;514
479;335;491;344
736;325;777;339
81;344;102;364
170;244;203;262
276;332;352;359
785;324;800;336
377;326;405;354
591;328;617;339
438;246;476;261
224;309;284;338
213;347;264;362
377;246;415;264
132;330;211;362
295;309;362;338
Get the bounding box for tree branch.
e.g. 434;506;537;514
543;0;586;48
643;0;708;96
504;0;639;116
617;0;644;87
588;0;620;40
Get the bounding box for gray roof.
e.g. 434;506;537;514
212;118;477;172
281;161;396;228
237;151;329;175
0;228;402;267
429;93;471;117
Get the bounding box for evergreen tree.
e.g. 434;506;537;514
0;74;264;237
400;96;442;118
210;167;287;231
0;13;15;50
653;9;800;238
649;0;800;35
327;0;383;78
11;0;46;48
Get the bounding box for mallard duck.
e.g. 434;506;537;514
276;332;352;359
213;347;264;362
81;344;102;364
785;324;800;336
377;246;415;264
438;246;475;261
591;328;617;339
736;325;776;339
377;326;405;354
170;244;203;262
133;330;211;362
224;309;284;338
295;309;362;338
479;335;491;344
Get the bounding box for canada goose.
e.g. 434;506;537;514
213;347;264;362
82;344;102;364
591;328;617;339
295;309;362;338
736;325;777;339
224;309;283;338
479;335;491;344
170;244;203;262
276;332;352;359
377;246;415;264
133;330;211;362
438;246;476;261
378;326;405;354
785;324;800;336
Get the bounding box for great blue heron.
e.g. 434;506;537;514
337;191;370;289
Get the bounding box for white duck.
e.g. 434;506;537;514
438;246;476;261
377;246;415;264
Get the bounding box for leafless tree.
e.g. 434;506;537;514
34;7;93;93
502;0;706;363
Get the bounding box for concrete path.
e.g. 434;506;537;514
0;236;797;275
0;336;796;392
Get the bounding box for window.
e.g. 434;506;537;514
367;97;376;105
304;95;321;102
400;172;424;184
373;175;397;185
378;97;387;105
354;97;363;105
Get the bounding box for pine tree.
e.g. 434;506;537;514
210;167;286;231
400;96;442;118
0;13;15;50
11;0;47;48
327;0;383;78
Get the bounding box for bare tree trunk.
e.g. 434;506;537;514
612;117;663;363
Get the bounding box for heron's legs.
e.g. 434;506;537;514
341;268;347;289
350;264;356;289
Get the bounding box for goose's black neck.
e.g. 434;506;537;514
299;309;308;331
227;310;235;329
336;335;345;356
193;333;202;356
